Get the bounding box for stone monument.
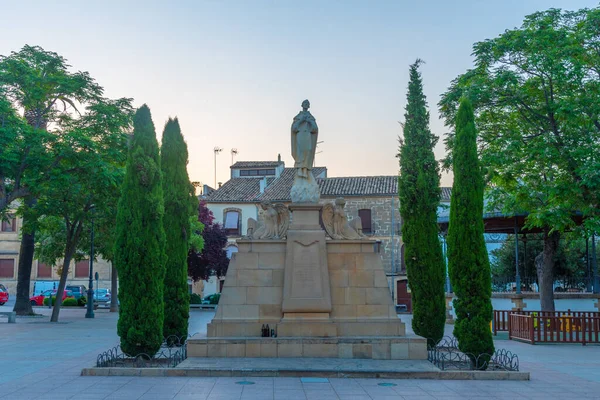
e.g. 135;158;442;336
187;100;426;360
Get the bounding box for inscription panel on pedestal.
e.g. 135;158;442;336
282;230;332;313
291;240;321;299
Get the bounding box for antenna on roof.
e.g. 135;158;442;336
314;141;324;167
214;147;223;187
231;148;238;165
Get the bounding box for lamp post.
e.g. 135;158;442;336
85;210;95;319
214;147;222;188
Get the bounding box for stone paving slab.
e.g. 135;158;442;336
1;306;600;399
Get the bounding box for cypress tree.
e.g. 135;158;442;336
114;105;166;357
161;118;194;340
447;98;494;369
398;60;446;347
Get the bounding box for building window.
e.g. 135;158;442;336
224;210;241;236
358;209;372;234
239;169;276;177
1;217;16;232
0;259;15;278
226;246;238;259
75;260;89;278
37;262;52;278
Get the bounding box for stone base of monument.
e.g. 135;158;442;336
187;336;426;360
187;204;428;361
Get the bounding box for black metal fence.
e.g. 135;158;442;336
428;336;519;371
96;334;194;368
492;275;593;293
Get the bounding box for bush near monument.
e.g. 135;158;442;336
114;105;166;357
447;98;494;369
161;117;196;339
188;201;228;282
398;60;446;347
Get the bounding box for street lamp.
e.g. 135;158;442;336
214;147;222;188
85;208;95;319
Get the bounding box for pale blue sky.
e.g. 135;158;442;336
1;0;597;187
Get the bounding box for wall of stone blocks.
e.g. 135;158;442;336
321;196;404;275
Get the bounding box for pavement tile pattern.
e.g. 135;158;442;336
0;303;599;399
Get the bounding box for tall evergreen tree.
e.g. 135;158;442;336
398;60;446;347
114;105;166;357
161;118;195;340
447;98;494;369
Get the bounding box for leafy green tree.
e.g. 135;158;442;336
114;105;166;357
161;118;196;340
447;99;494;369
439;7;600;311
491;233;594;291
0;45;109;315
33;99;132;322
398;60;446;347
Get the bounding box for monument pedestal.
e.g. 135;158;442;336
282;203;331;314
189;203;426;360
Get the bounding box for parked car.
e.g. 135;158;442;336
93;288;111;305
0;284;8;305
32;281;59;296
202;293;220;305
29;289;74;306
66;285;87;300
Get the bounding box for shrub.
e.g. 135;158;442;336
190;293;202;304
114;105;166;357
43;296;57;306
209;293;221;304
62;298;78;307
161;117;194;339
447;98;494;369
77;296;87;306
398;60;446;346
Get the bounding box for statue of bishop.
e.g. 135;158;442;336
290;100;320;203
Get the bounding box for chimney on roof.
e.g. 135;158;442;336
277;154;281;163
218;182;222;188
259;177;267;194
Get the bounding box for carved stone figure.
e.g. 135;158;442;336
322;198;366;240
246;201;290;239
290;100;320;203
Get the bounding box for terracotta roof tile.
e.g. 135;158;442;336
258;168;327;202
205;178;261;202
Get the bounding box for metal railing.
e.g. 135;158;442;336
492;275;592;293
427;336;519;371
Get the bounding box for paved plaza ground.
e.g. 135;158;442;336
1;300;600;399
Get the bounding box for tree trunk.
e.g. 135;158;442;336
13;198;36;315
50;251;74;322
536;229;560;312
110;263;118;312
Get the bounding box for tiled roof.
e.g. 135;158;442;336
205;178;261;202
207;167;452;203
230;161;283;169
319;176;397;197
258;168;328;202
